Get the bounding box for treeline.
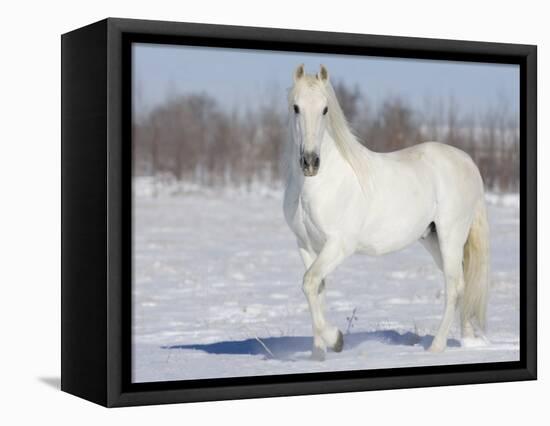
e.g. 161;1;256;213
133;82;519;192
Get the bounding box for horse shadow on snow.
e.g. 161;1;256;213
163;330;461;360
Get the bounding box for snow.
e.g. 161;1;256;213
132;182;519;383
485;192;520;208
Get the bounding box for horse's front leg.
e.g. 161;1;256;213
301;239;347;360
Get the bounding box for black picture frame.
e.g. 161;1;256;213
61;17;537;407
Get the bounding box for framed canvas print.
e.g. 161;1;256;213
61;18;537;407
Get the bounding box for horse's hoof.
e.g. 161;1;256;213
427;342;445;353
461;336;489;348
332;330;344;353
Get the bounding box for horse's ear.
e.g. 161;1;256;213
294;64;305;83
317;64;329;82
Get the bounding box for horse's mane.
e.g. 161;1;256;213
322;80;372;195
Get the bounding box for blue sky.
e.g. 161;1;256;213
132;42;519;118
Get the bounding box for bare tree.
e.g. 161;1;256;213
132;83;519;193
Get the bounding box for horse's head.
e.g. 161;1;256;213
290;64;331;177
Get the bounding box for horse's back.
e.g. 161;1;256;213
388;142;483;192
389;142;476;169
403;142;485;229
424;142;483;190
376;141;485;227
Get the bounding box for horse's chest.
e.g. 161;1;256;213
285;187;334;251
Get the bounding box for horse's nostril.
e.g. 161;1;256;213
300;153;320;173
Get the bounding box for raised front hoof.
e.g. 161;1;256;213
330;330;344;353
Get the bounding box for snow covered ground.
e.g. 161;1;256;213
132;183;520;383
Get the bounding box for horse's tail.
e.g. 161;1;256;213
462;198;490;330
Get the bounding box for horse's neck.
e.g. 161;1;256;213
319;133;350;175
328;123;376;196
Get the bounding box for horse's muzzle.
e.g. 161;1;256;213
300;152;320;177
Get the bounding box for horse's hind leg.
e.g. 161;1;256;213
461;316;475;340
429;226;468;352
421;228;476;343
420;229;443;271
301;240;347;360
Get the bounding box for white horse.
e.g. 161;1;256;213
283;64;490;360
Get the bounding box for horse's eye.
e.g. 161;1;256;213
322;106;328;115
293;104;300;114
